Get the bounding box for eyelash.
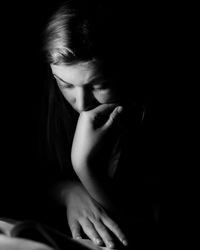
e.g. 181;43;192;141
57;81;74;89
93;83;108;90
93;88;110;95
56;79;109;92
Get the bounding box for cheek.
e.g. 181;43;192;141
60;89;75;104
94;90;119;104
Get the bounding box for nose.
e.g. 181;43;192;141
75;87;96;112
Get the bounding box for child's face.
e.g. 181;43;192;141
50;62;120;113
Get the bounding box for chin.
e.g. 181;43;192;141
74;108;81;113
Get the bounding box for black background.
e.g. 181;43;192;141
0;1;57;220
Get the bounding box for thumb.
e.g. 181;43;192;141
104;106;123;129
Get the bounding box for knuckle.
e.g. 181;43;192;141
68;218;76;227
96;222;106;232
111;221;120;230
70;223;77;230
110;221;118;230
70;224;78;233
83;222;92;231
111;109;118;120
103;233;112;242
84;227;96;238
109;115;114;123
85;225;91;231
117;231;126;240
112;224;124;236
89;215;101;224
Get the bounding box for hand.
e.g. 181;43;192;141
65;182;128;248
71;104;123;170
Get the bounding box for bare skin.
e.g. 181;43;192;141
71;104;123;211
60;181;127;248
70;104;128;248
51;62;128;248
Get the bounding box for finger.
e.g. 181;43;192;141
104;106;123;128
89;104;118;128
101;215;128;246
93;220;115;249
91;104;117;116
79;219;103;246
68;220;82;240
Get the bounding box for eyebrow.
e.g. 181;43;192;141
53;74;72;85
53;73;104;86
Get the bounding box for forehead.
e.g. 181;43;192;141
50;62;100;85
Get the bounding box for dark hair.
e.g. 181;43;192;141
42;0;150;171
43;0;133;68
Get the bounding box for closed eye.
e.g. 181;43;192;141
58;82;74;89
54;76;74;89
93;81;109;90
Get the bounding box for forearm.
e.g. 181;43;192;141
54;179;83;206
73;163;117;212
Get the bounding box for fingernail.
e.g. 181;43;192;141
94;238;102;245
107;241;114;248
117;106;123;113
122;239;128;246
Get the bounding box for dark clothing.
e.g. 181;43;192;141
0;98;161;249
